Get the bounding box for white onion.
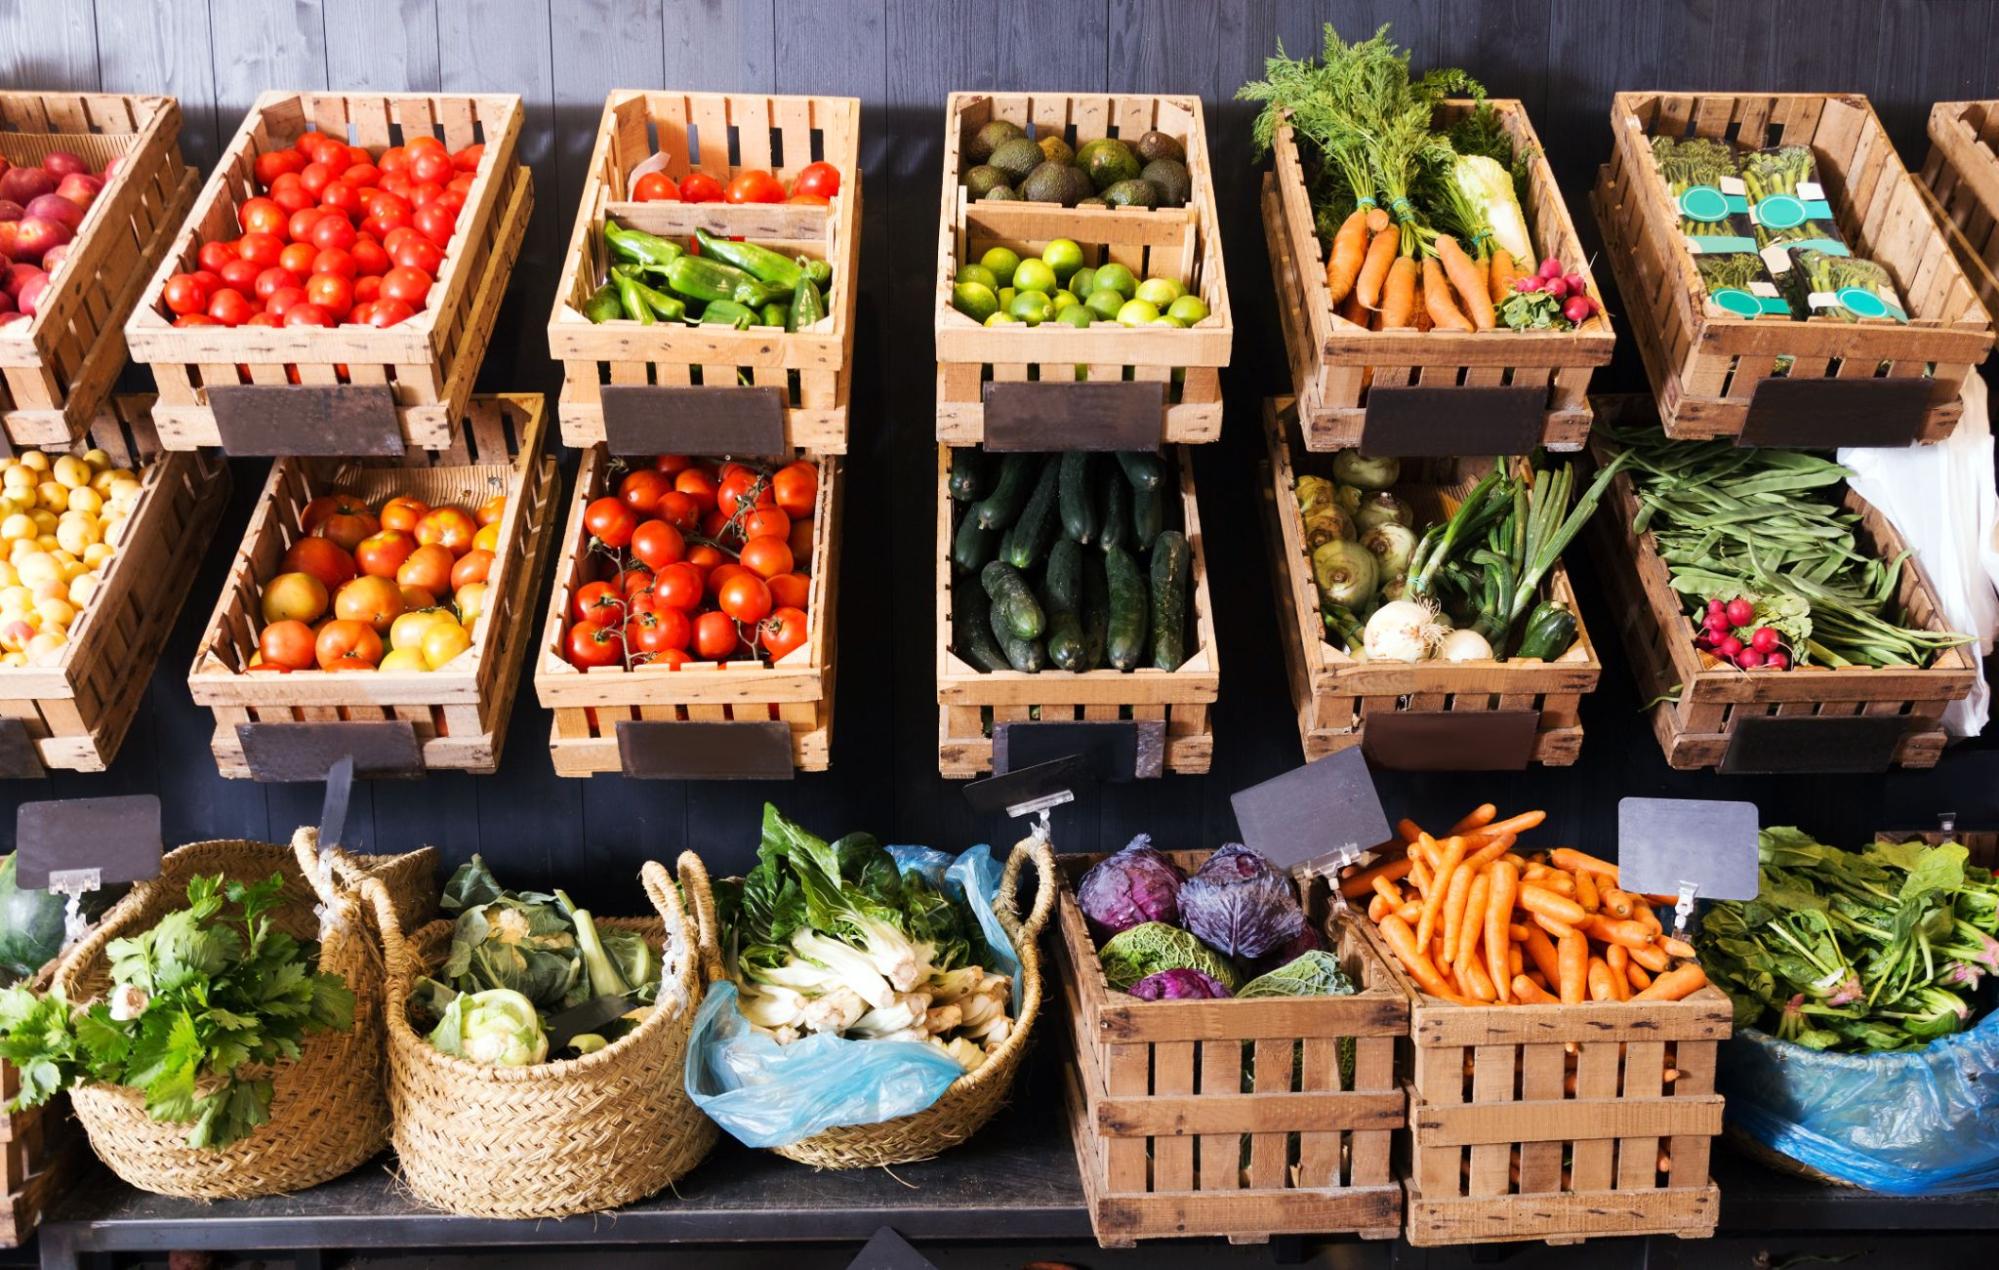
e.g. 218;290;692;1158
1362;598;1446;663
1437;629;1494;663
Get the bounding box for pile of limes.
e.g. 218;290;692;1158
951;237;1211;330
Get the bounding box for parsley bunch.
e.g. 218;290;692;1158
0;872;354;1148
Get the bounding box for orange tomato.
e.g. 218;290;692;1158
395;543;455;594
399;584;438;611
378;495;430;534
355;529;417;579
475;494;507;526
450;549;493;591
281;536;357;589
471;522;501;553
315;619;384;670
258;619;319;671
261;571;328;625
415;506;478;554
334;575;405;633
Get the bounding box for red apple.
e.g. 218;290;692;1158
40;243;69;274
0;200;21;223
40;151;88;178
0;291;15;316
24;194;82;231
102;154;124;181
4;263;40;297
0;168;54;205
16;271;50;317
0;224;16;261
13;217;70;265
53;173;99;211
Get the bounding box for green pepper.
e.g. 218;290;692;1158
695;227;806;288
612;271;654;325
789;276;826;330
759;301;789;329
800;256;832;288
698;299;755;330
664;254;788;308
604;221;682;270
581;283;623;324
631;278;687;322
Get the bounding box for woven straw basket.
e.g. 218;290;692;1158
367;852;718;1218
52;829;437;1200
762;830;1056;1169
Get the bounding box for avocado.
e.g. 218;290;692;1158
1140;158;1191;207
1102;178;1159;210
1037;134;1075;167
980;185;1021;201
1135;130;1185;164
1060;165;1095;206
1078;137;1142;192
1077;196;1107;208
1021;161;1076;204
964;165;1011;198
968;119;1026;164
989;137;1044;184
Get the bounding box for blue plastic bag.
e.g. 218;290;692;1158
1721;1017;1999;1194
684;843;1017;1149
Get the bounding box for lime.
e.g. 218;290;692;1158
984;311;1020;326
1149;315;1186;328
1093;262;1137;298
1056;304;1093;329
952;281;1000;322
1042;237;1085;282
1013;258;1058;295
1135;277;1184;307
1116;298;1160;327
1050;290;1078;313
1009;290;1054;325
1068;266;1097;297
1085;288;1126;322
979;246;1022;286
1166;294;1209;325
998;287;1017;310
956;263;999;290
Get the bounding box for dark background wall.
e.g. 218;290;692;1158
2;0;1997;907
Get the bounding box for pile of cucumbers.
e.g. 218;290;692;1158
949;447;1192;675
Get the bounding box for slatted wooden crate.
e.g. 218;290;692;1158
1594;91;1992;444
1055;851;1406;1247
935;445;1217;778
1587;396;1977;772
0;959;86;1247
186;394;556;778
124;91;531;452
934;92;1232;446
0;396;229;774
0;92;197;447
534;447;839;776
1358;922;1729;1247
1920;100;1999;319
549;91;860;455
1264;102;1612;455
1256;398;1598;769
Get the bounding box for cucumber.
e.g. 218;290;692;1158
1099;467;1130;554
1058;452;1097;545
1130;479;1163;552
954;585;1012;673
1116;451;1163;493
1080;550;1110;670
1148;530;1190;671
949;449;996;502
1104;545;1148;671
980;560;1043;641
1042;538;1087;671
974;454;1037;530
1000;456;1061;569
989;600;1047;672
952;505;998;574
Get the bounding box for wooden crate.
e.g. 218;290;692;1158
0;396;230;774
934;92;1232;446
549;91;861;455
1359;923;1729;1247
534;447;839;776
935;445;1218;778
186;394;557;777
124;91;532;452
1264;102;1613;455
1255;398;1599;769
1594;91;1992;444
1586;395;1977;771
1055;851;1406;1247
1920;101;1999;320
0;92;197;447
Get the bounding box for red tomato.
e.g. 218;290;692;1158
718;571;773;623
651;453;692;475
282;537;357;589
282;302;333;327
726;169;784;204
173;314;222;327
618;468;670;516
787;192;829;206
453;143;484;172
692;610;741;660
245;311;283;327
378;145;409;174
739;535;793;580
760;606;810;660
318;181;365;218
791;161;841;200
649;562;704;611
390;233;443;274
311;247;357;279
624;607;690;655
414;507;478;553
238;196;286;236
299;161;336;197
583;496;637;549
573;580;626;625
349;236;392;276
206;288;255;326
264;286;308;317
413;202;457;248
699;507;731;542
197;240;236;273
162;274;212;316
316;619;384;671
366;298;415;327
632;171;680;202
306;272;354;317
672;468;718;514
408;147;454;185
380;266;432;308
685;544;725;576
739;506;791;542
270;176;315;213
566;620;624;669
255;148;305;186
450;549;492;590
258;619;319;670
654;490;700;532
768;571;810;610
343;162;382;189
706;562;747;602
629;519;685;572
679;170;724;203
717;468;775;517
309;215;358;252
277;241;316;274
216;257;262;292
772;461;817;518
287;206;328;243
237;232;284;267
615;566;654;598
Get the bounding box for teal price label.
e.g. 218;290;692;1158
1750;192;1834;229
1678;185;1750;222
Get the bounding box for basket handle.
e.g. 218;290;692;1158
289;826;344;908
674;851;726;986
996;829;1058;950
359;875;411;988
640;857;701;994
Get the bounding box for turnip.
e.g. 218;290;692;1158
1331;448;1400;491
1364;598;1448;663
40;151;88;178
1438;628;1495;663
1354;490;1413;533
0;168;54;206
1563;296;1593;324
24;194;82;232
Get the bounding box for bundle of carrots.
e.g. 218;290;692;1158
1326;208;1514;334
1339;803;1710;1007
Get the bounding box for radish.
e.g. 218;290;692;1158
1563;296;1593;324
1563;273;1585;294
1539;257;1562;279
1513;275;1540;293
1736;648;1766;669
1750;627;1780;653
1767;652;1789;670
1715;634;1744;658
1725;597;1755;627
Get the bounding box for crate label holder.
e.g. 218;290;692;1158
1358;385;1548;458
981;381;1164;451
208;384;405;457
17;794;164;942
1718;712;1912;774
1231;746;1391;879
600;384;788;457
1362;708;1540;770
613;718;795;780
236;719;424;782
992;718;1161;780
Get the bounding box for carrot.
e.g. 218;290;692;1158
1508;944;1524;976
1435;235;1495;330
1507;922;1532;943
1380;255;1420;327
1485;860;1517;1004
1661;936;1697;961
1587;957;1616;1002
1585;916;1658;951
1523;926;1562;986
1409;853;1431;894
1535;872;1577;897
1417;835;1464;953
1396;818;1427;844
1512;973;1558;1005
1455;871;1490;993
1600;888;1637;920
1489;246;1518;307
1463;833;1519;873
1338;287;1368;328
1475;255;1492;311
1574;867;1601;913
1413;275;1434;331
1324;207;1373;306
1531;911;1577;941
1627;963;1653;991
1627;941;1670;973
1469;810;1546;842
1633;963;1708;1002
1340;854;1414;899
1421;256;1474;330
1604;944;1632;1001
1520;886;1587;927
1526;969;1550;990
1557;931;1589;1005
1450;804;1498;835
1462;953;1497;1001
1395;900;1421;923
1367;894;1391;923
1551;848;1620;879
1356;225;1400;309
1636;904;1663;935
1381;914;1461;1001
1441;858;1476;965
1373;876;1405;909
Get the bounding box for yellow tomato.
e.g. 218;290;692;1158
453;580;488;624
420;620;473;670
379;647;431;673
472;522;501;553
389;608;450;652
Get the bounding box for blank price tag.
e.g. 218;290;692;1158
963;754;1094;819
848;1228;938;1270
1231;748;1393;877
1616;797;1760;902
317;756;357;852
992;719;1160;780
16;795;164;891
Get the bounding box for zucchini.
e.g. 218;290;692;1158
952;505;998;574
999;456;1061;569
954;585;1012;673
989;600;1047;672
981;560;1043;641
1058;452;1097;544
1080;550;1110;670
1130;478;1163;553
1099;466;1130;553
1515;601;1578;662
1042;540;1087;671
1148;530;1190;670
1116;451;1163;492
974;454;1036;530
1104;545;1148;670
950;449;996;502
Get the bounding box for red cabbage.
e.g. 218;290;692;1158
1076;834;1184;938
1251;923;1322;977
1178;843;1306;961
1128;968;1232;1000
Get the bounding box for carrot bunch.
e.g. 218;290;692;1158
1326;215;1516;334
1340;804;1710;1007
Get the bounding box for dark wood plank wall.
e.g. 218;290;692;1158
3;0;1997;907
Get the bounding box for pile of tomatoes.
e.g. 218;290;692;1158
631;160;840;207
252;490;506;674
565;455;818;671
158;128;485;331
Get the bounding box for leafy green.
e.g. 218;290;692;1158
1238;950;1356;999
0;872;353;1148
439;855;583;1010
1099;922;1241;994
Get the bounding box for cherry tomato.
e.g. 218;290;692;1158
692;609;741;660
679;170;724;203
573;580;626;625
650;562;704;611
767;571;810;610
566;620;624;669
726;168;784;204
672;467;718;514
380;266;432;308
629;519;685;572
791;161;841;200
772;461;817;518
632;171;680;202
738;535;794;580
760;606;810;660
583;496;638;549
